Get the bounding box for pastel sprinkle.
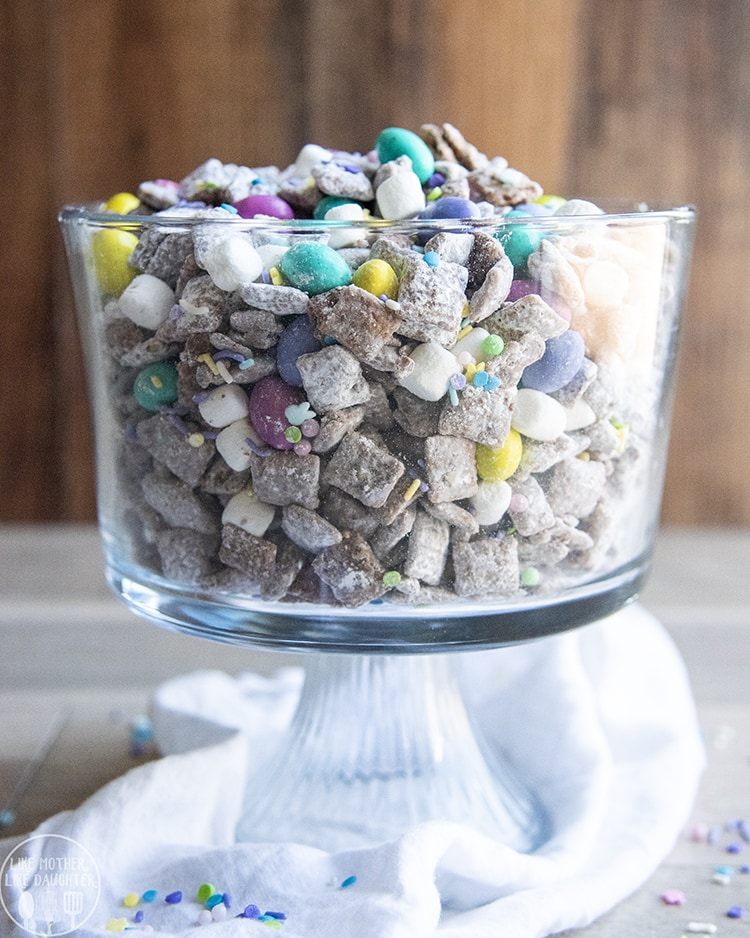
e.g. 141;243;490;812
301;418;320;438
213;350;246;363
262;921;282;930
340;875;358;889
222;894;232;910
187;432;205;448
727;906;744;918
133;910;144;924
106;918;127;933
383;571;401;588
197;353;219;376
219;202;239;214
216;360;234;384
423;251;440;267
472;371;489;388
480;334;505;358
686;925;717;935
404;478;421;501
727;842;742;853
740;865;750;873
449;386;459;407
165;891;182;904
264;911;287;920
205;893;224;910
243;905;261;919
141;890;157;903
122;893;140;908
712;872;731;885
450;373;467;390
426;186;443;201
294;439;312;455
715;865;734;875
456;324;473;341
239;357;256;370
660;888;685;905
485;375;501;391
284;425;302;444
521;567;541;587
269;266;284;285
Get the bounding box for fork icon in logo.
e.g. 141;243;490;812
63;892;84;931
38;890;58;936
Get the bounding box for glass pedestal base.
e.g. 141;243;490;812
236;654;547;852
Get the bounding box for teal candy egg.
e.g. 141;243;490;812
496;209;545;272
313;195;361;220
279;242;352;296
375;127;435;183
133;362;179;412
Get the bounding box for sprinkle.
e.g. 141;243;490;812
301;418;320;438
712;872;731;885
286;402;316;425
419;480;429;493
264;911;287;920
510;493;528;513
205;894;224;910
341;163;361;174
239;358;256;370
456;350;475;366
169;304;183;320
385;298;401;311
261;269;272;284
428;172;445;187
106;918;128;933
485;375;501;391
197;884;215;903
202;430;218;440
214;350;246;363
686;924;717;934
448;386;459;407
285;426;302;444
481;334;505;358
521;567;541;587
294;439;312;456
450;373;467;390
262;921;282;930
216;360;234;384
426;186;443;201
165;891;182;904
727;843;742;853
715;865;735;875
219;202;239;214
383;571;401;588
738;820;750;842
133;910;144;924
411;244;425;254
577;451;591;461
660;889;685;905
243;905;261;919
464;363;478;382
472;371;489;388
423;250;440;267
727;906;745;918
740;865;750;873
322;335;337;346
187;432;205;448
122;893;140;908
340;875;358;889
456;324;473;341
404;478;421;501
246;437;272;458
269;266;284;285
197;353;220;376
141;891;157;903
192;390;210;404
167;414;189;435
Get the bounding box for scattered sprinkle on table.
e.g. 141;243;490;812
726;905;745;918
660;888;685;905
340;875;358;888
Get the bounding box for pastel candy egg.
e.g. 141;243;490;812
398;341;460;402
352;258;399;299
496;210;545;272
279;242;352;296
249;375;304;449
277;316;322;386
376;171;426;220
419;197;480;220
119;273;175;330
198;384;249;428
314;195;360;220
233;194;295;220
476;430;523;482
511;388;567;441
202;237;263;291
103;192;141;214
376;127;435;183
93;229;139;296
470;480;512;526
522;330;585;393
133;362;178;412
216;418;264;470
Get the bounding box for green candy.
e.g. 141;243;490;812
279;242;352;296
133;362;178;412
375;127;435;184
196;884;216;904
313;195;361;220
495;209;545;272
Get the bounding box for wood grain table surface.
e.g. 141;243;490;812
0;525;748;936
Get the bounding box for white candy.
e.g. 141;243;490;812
376;171;426;220
324;202;366;249
256;242;289;269
211;903;228;922
198;385;249;428
582;260;629;310
470;480;512;526
294;143;333;177
512;389;566;442
222;490;275;537
564;398;596;431
197;910;212;926
554;199;604;216
398;342;460;401
202;237;263;291
451;327;490;362
216;418;262;471
118;274;175;330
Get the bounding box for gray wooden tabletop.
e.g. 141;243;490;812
0;526;748;936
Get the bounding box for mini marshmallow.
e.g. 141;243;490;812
451;327;491;362
376;171;426;220
324;203;366;249
554;199;604;216
118;274;175;330
398;341;460;402
512;388;567;442
216;418;263;471
202;237;263;292
255;242;290;269
564;397;597;431
198;385;249;428
222;490;275;537
294;143;333;177
470;480;512;526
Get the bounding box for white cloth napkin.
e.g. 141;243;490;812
0;605;704;937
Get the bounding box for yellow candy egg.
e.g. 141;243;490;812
476;429;523;482
93;228;138;296
103;192;141;214
352;259;399;300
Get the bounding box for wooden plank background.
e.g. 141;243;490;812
1;0;748;524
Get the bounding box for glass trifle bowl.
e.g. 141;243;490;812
59;193;695;851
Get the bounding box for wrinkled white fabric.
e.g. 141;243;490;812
0;606;703;937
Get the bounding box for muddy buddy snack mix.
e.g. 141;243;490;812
67;123;687;609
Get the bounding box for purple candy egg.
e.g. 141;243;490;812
276;316;322;386
522;330;585;393
233;194;295;220
419;197;480;220
249;375;304;450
